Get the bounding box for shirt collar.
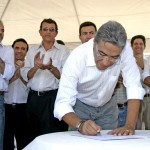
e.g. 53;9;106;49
54;40;61;50
37;41;60;51
85;38;96;67
0;43;4;48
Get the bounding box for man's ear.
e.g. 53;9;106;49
39;29;42;36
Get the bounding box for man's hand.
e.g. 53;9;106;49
15;60;24;70
107;126;134;136
79;120;102;135
10;60;24;83
34;51;45;69
42;58;53;70
108;99;139;136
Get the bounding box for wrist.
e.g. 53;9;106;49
76;120;85;133
125;124;135;130
50;66;55;72
33;66;38;71
50;67;54;72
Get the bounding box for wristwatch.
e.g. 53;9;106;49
76;120;85;132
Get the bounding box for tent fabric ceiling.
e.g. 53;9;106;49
1;0;150;46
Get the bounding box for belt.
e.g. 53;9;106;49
30;89;57;96
144;94;150;97
0;91;4;96
5;103;26;108
117;102;128;108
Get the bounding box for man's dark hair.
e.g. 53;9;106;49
40;18;58;33
12;38;29;51
79;21;97;35
57;40;65;45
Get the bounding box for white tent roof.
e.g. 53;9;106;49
1;0;150;48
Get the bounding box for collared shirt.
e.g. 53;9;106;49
4;78;29;104
113;84;127;104
142;57;150;94
54;38;145;120
21;41;69;91
0;44;15;91
114;59;148;104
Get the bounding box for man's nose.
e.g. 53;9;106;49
103;57;112;66
18;48;22;52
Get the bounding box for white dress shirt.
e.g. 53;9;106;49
4;78;29;104
21;41;69;91
142;57;150;93
0;44;15;91
142;56;150;80
54;38;145;120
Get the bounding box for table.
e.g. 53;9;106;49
23;130;150;150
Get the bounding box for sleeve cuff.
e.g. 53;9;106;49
54;103;74;121
126;87;145;100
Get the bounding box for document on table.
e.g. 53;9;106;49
134;130;150;137
71;131;150;141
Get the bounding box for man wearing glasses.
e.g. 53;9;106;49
54;21;145;136
21;18;69;144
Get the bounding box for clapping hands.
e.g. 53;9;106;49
34;51;52;70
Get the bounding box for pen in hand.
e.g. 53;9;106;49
97;129;101;135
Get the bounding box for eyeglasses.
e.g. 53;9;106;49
41;28;57;32
95;46;120;63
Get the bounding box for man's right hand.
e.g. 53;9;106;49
79;120;101;135
34;51;45;69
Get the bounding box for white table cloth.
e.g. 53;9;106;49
23;130;150;150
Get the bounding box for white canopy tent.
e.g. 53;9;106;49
1;0;150;52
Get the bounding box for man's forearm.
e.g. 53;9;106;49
125;99;140;130
0;58;5;74
62;112;82;129
27;67;38;80
49;66;60;79
144;77;150;87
